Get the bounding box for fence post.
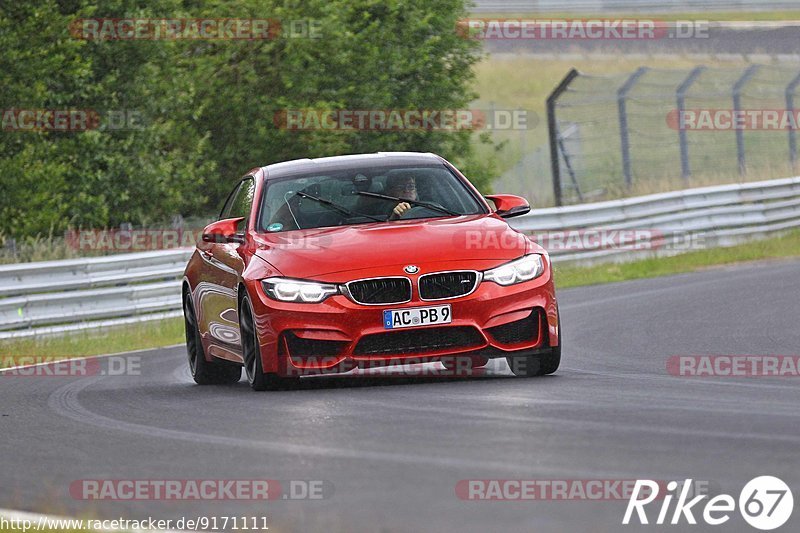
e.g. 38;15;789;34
786;72;800;171
547;68;580;207
618;67;648;191
676;66;706;182
732;65;760;176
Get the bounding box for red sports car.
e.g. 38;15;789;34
183;152;561;390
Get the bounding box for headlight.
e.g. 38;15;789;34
262;277;340;303
483;254;544;286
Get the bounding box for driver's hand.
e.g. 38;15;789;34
390;202;411;220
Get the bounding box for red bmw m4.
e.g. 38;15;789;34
183;152;561;390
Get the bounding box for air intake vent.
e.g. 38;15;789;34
487;309;541;345
354;326;485;356
346;277;412;305
419;271;479;300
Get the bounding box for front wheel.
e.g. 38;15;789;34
506;346;560;377
240;294;298;391
183;289;241;385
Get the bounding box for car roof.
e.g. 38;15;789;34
261;152;444;179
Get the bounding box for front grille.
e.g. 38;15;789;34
487;310;540;345
419;271;479;300
353;326;484;356
284;333;347;358
346;277;411;305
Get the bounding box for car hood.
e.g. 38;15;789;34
252;215;531;279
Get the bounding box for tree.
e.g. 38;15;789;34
0;0;497;240
190;0;494;204
0;0;213;238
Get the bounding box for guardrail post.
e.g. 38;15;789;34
547;68;580;207
5;238;16;259
786;72;800;171
732;65;760;176
676;66;706;182
618;67;648;191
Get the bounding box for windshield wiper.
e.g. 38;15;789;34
355;191;460;216
295;191;384;222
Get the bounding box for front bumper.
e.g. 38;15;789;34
248;263;559;376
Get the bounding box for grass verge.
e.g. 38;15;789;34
0;317;184;367
555;230;800;288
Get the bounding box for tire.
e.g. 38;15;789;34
506;311;562;377
240;294;298;391
506;346;560;377
441;355;489;372
183;289;242;385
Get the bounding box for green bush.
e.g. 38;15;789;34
0;0;495;240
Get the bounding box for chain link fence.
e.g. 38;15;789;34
548;64;800;205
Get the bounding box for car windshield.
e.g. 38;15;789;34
258;164;485;232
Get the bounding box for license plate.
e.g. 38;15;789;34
383;305;452;329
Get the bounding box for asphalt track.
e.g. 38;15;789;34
1;259;799;532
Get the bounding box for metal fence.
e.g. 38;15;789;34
514;174;800;263
1;176;798;339
548;65;800;206
0;249;190;339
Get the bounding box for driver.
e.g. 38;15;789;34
385;174;417;220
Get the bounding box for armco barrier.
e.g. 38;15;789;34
0;250;191;340
512;176;800;264
0;176;798;339
0;249;192;298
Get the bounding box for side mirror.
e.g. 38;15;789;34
485;194;531;219
201;217;246;244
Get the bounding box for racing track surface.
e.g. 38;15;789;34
1;259;799;532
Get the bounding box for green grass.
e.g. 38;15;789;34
555;230;800;288
1;232;799;361
0;317;184;367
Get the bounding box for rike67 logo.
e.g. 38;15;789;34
624;476;793;530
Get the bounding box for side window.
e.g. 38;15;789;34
219;182;242;220
231;178;256;231
219;177;256;231
231;178;255;217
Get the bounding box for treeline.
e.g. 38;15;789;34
0;0;496;240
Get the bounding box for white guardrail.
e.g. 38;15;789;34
0;249;191;340
1;176;799;340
